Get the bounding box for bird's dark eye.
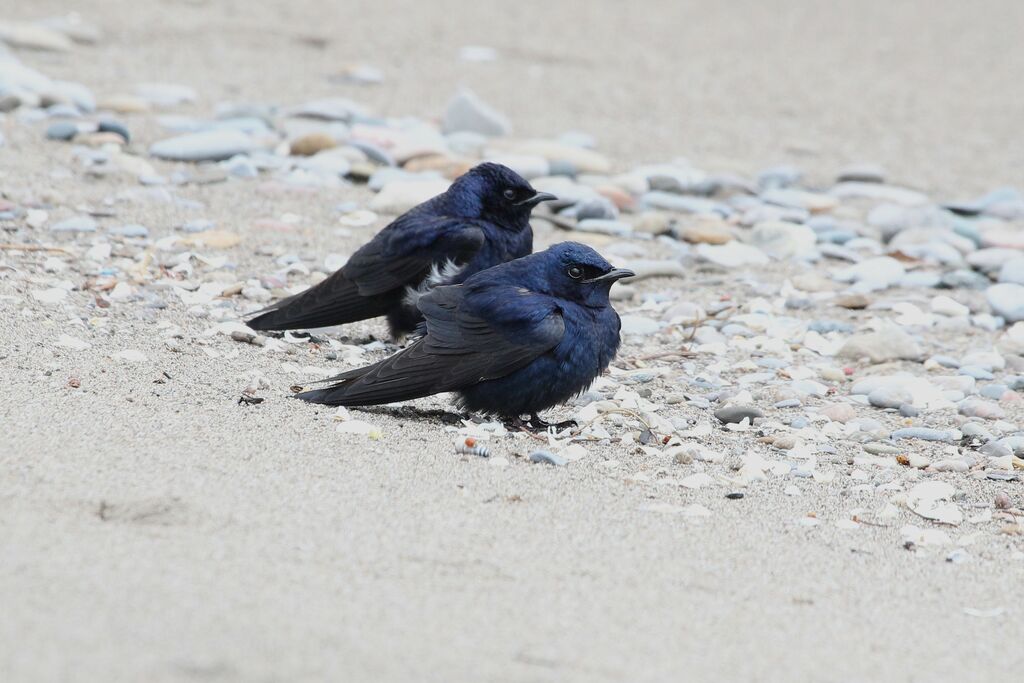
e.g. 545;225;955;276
503;189;516;200
567;265;583;279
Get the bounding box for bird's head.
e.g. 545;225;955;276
537;242;634;306
446;162;556;227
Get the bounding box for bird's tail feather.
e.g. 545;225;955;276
246;273;396;331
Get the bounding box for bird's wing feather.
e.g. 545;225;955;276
298;285;564;406
342;216;486;296
247;216;484;330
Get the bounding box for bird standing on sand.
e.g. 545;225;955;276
297;242;633;430
246;163;555;339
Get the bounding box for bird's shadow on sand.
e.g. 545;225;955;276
347;405;468;426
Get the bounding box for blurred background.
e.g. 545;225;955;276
6;0;1023;195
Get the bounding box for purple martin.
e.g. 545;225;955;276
246;163;554;339
297;242;633;429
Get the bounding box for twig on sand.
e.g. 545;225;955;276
0;243;72;254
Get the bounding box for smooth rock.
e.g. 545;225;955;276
837;163;886;184
714;405;764;424
619;315;660;336
50;215;97;233
150;130;257;162
830;182;929;205
958;399;1005;420
290;132;337;156
695;242;769;268
838;327;922;364
820;403;857;423
45;120;79;141
868;387;912;409
998;257;1024;285
0;21;73;51
442;89;510;136
891;428;956;442
834;256;905;289
749;221;817;259
135;82;198;107
986;284;1024;323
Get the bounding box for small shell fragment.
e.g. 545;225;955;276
455;437;490;458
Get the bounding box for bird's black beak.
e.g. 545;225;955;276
584;268;635;284
518;191;557;207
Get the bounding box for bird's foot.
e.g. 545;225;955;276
503;414;577;434
527;413;578;432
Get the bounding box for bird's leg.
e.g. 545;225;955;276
526;413;578;432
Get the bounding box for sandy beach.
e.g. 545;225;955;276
3;1;1024;681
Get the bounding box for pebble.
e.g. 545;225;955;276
868;387;912;409
838;327;922;364
150;130;258;162
50;215;97;233
529;450;567;466
96;119;131;142
997;256;1024;285
135;82;198;107
898;403;919;417
619;315;660;336
695;242;769;267
442;88;510;137
837;163;886;184
678;222;732;245
821;403;857;423
45;120;79;140
749;221;817;259
0;21;74;51
834;256;905;289
714;405;764;424
891;428;956;442
958;399;1005;420
290;132;338;156
986;283;1024;322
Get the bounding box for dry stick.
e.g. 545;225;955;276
515;426;549;442
0;243;72;254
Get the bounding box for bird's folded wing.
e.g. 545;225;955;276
342;216;486;296
302;285;564;405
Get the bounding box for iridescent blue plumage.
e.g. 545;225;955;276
298;242;633;424
247;163;552;339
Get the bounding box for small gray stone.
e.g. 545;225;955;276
868;387;912;409
958;365;994;380
50;215;97;233
838;327;922;364
891;427;955;442
150;129;257;162
997;258;1024;285
442;89;510;137
837;163;886;184
958;399;1005;420
45;120;78;141
986;283;1024;322
979;384;1008;400
619;315;660;336
714;405;764;424
898;403;919;417
98;119;130;142
109;224;149;238
529;450;567;466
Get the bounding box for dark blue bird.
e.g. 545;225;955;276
297;242;633;429
246;162;554;339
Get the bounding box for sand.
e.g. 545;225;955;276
2;1;1023;681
